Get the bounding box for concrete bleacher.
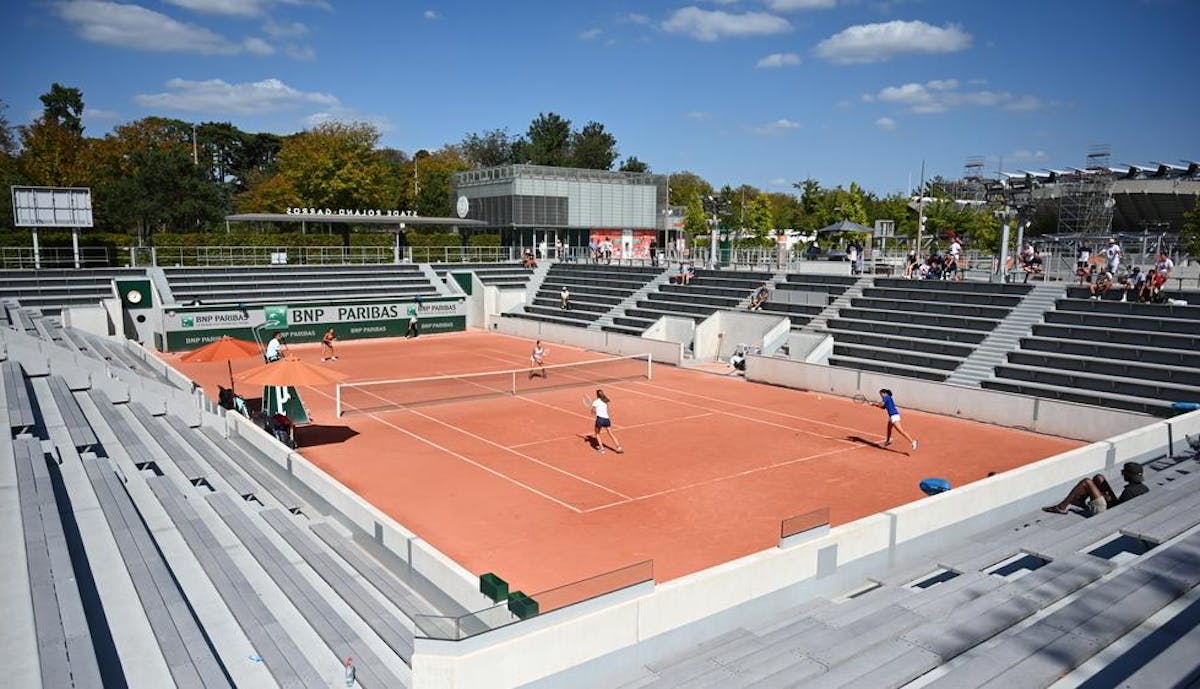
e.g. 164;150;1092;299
605;268;765;336
2;315;500;688
984;296;1200;416
825;278;1031;382
757;274;858;331
507;263;661;329
430;262;531;288
610;450;1200;689
163;263;439;305
0;267;146;315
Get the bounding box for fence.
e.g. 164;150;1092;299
1;246;113;269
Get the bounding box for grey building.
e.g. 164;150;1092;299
453;164;671;258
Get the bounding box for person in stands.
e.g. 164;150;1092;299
560;285;571;311
677;262;695;285
1043;462;1148;516
748;282;770;310
1090;268;1114;299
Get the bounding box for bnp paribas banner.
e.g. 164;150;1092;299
162;297;466;351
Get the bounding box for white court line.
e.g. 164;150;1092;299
339;367;633;502
626;379;877;437
300;385;585;513
403;406;634;501
507;412;713;449
581;443;862;513
474;346;877;443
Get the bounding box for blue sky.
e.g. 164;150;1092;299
2;0;1197;195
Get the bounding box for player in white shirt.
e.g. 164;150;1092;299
530;340;547;378
588;389;623;455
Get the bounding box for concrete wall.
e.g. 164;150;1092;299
61;305;111;337
485;286;526;322
492;318;684;366
644;316;695;348
692;311;791;361
743;355;1153;442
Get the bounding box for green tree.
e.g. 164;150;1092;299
40;83;85;134
618;156;649;173
668;171;713;208
1180;196;1200;258
409;147;471;217
682;195;708;240
570;121;618;170
460;128;518;168
255;121;393;212
765;192;803;230
17;120;90;187
524;112;572;166
99;147;224;243
0;100;20;229
743;193;774;246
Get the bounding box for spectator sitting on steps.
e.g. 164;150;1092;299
748;282;770;310
521;250;538;269
1043;462;1148;515
676;262;695;285
1090;268;1114;299
560;285;571;311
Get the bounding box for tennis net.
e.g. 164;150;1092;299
336;353;653;416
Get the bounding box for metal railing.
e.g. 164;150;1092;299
136;245;523;267
1;246;113;269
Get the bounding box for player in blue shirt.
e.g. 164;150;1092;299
875;388;918;451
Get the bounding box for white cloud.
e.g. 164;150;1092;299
242;36;274;54
871;79;1047;115
264;20;309;38
134;77;339;114
283;43;316;60
756;52;801;68
423;9;439;20
162;0;331;16
815;20;971;64
579;28;603;40
875;116;897;131
768;177;791;186
56;1;249;54
1009;149;1048;162
926;78;958;91
622;13;651;25
685;110;711;120
749;118;801;134
663;7;791;41
766;0;837;11
303;108;392;133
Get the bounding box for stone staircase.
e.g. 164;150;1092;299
799;275;872;333
591;267;672;331
507;261;552;315
943;283;1066;387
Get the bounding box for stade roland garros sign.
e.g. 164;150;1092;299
161;297;466;351
286;207;418;218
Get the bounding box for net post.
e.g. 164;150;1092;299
647;352;653;380
336;384;342;418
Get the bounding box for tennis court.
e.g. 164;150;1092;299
173;330;1083;594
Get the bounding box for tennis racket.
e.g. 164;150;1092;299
852;394;871;405
582;395;593;410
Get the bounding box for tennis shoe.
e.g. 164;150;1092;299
881;440;892;448
912;440;919;450
616;447;624;454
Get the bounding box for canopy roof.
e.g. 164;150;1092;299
815;219;874;235
226;213;486;228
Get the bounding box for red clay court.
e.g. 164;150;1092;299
171;331;1082;595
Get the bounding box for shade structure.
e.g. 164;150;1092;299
815;219;875;235
234;357;349;387
179;335;262;390
179;335;261;363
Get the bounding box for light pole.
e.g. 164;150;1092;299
702;195;728;268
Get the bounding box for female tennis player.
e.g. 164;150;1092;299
875;388;917;451
530;340;547;378
588;389;624;455
321;328;338;361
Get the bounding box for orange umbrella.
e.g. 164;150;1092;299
179;335;262;390
234;356;349;387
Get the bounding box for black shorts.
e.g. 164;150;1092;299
595;417;612;428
